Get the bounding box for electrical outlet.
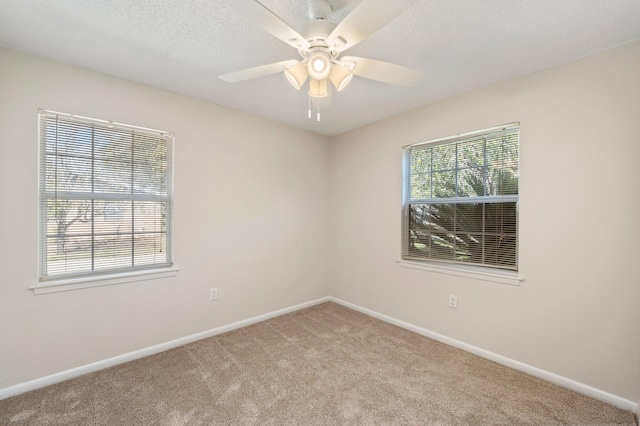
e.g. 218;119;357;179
209;288;218;301
448;294;458;309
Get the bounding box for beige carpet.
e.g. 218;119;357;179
0;302;636;425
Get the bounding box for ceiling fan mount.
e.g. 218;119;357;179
294;1;339;71
219;0;422;113
307;0;333;21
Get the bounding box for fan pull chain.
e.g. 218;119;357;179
306;80;321;121
316;78;321;121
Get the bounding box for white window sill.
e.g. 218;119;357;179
30;267;179;295
397;259;523;286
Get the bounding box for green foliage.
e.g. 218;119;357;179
407;132;518;269
43;119;168;267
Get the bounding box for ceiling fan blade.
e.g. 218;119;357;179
327;0;419;52
219;60;299;83
341;56;422;86
222;0;310;51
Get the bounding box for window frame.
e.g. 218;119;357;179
32;109;177;294
401;123;521;278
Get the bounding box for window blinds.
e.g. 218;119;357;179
38;110;174;280
402;125;519;270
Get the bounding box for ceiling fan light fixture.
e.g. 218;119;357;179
307;52;331;80
329;63;353;91
308;78;328;98
284;62;309;89
219;0;424;118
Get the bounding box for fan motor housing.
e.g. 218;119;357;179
300;19;336;48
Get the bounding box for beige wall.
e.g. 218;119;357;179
329;41;640;402
0;47;330;389
1;41;639;405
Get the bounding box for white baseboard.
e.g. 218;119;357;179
0;296;330;400
329;297;638;413
2;295;637;415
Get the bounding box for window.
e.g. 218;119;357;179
38;110;174;282
402;124;519;271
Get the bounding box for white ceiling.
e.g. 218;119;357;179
1;0;639;136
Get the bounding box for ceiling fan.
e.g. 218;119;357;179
219;0;422;117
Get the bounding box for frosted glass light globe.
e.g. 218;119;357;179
307;52;331;79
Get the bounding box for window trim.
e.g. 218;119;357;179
397;259;523;286
402;122;520;150
35;109;175;292
401;122;520;276
29;267;179;295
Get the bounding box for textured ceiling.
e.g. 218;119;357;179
0;0;639;136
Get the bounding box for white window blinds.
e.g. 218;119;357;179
402;124;519;270
38;110;174;280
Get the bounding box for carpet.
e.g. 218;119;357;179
0;302;636;425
